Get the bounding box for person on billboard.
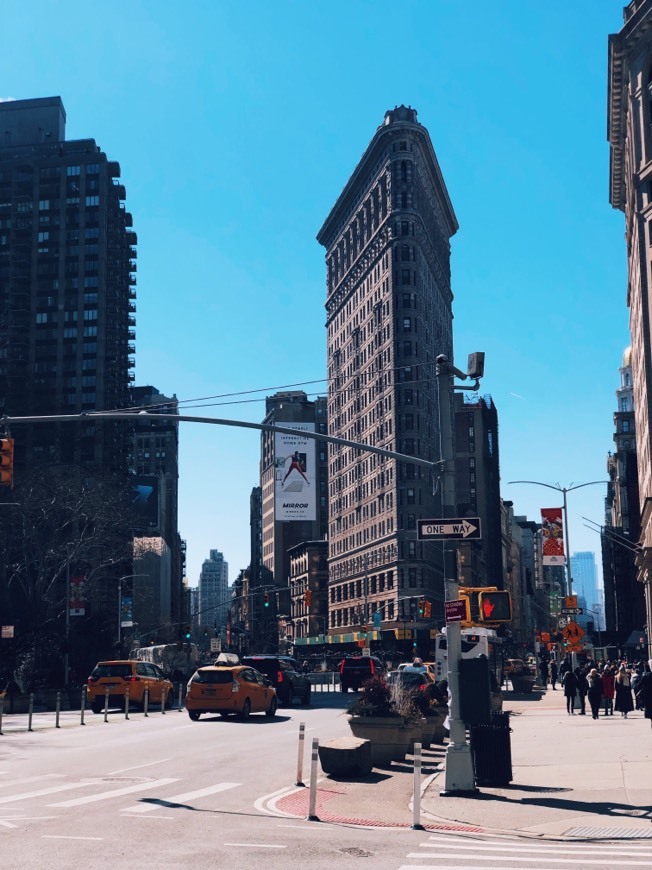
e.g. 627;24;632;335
283;451;310;484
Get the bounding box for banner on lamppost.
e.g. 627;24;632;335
274;423;316;521
541;507;564;566
120;596;134;628
69;575;87;616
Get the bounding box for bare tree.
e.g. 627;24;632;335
0;467;137;687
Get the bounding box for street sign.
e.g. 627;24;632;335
417;518;482;540
361;647;371;657
564;595;578;610
444;599;468;622
561;621;585;642
1;625;13;639
566;642;583;652
560;607;583;615
558;615;571;628
210;638;221;653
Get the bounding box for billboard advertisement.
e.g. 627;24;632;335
131;475;160;532
274;423;316;521
541;507;564;566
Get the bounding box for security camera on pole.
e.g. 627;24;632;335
431;352;484;796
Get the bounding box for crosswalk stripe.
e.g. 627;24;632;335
0;782;92;805
422;839;652;855
121;781;240;813
0;775;61;790
49;778;179;808
407;854;652;866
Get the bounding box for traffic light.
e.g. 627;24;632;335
477;590;512;623
423;600;432;619
0;437;14;487
264;592;270;608
418;598;425;617
184;625;191;640
304;589;312;607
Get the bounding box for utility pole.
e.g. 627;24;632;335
436;353;483;796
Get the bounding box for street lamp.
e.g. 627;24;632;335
117;574;148;652
508;480;607;597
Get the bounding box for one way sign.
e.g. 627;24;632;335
417;518;482;540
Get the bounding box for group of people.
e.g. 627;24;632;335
548;657;652;723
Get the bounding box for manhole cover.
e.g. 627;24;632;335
337;847;375;858
565;825;652;840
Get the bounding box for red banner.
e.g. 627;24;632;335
541;508;564;565
69;575;87;616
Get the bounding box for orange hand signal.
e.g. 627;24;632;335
482;599;495;619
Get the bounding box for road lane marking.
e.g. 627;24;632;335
0;775;62;789
0;782;92;804
422;839;652;855
43;835;104;841
121;781;239;813
49;778;179;807
108;759;172;775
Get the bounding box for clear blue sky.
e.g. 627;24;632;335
1;2;628;590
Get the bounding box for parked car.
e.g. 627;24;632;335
185;663;278;721
338;655;385;692
86;660;173;713
240;655;311;706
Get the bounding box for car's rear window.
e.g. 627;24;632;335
92;664;133;679
241;658;276;676
342;659;372;671
192;670;233;685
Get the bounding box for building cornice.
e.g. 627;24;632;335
608;2;652;211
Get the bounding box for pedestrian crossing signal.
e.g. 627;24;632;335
477;590;512;623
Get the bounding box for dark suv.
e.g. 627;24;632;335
339;655;385;692
240;655;311;706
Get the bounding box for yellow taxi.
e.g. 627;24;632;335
185;664;278;721
86;660;173;713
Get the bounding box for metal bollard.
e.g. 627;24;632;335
306;737;320;821
28;693;34;732
161;687;166;715
55;691;61;728
295;722;306;786
143;687;149;717
177;681;183;712
125;686;130;720
80;687;86;725
103;687;109;722
411;741;424;830
0;694;3;735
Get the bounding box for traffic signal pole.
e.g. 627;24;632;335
436;355;477;796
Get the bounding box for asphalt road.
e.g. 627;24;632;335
0;692;424;869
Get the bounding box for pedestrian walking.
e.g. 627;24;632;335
614;665;634;718
562;668;578;715
636;661;652;729
631;667;644;710
549;660;558;690
602;665;615;716
539;660;549;688
587;668;603;719
575;667;588;715
559;656;571;681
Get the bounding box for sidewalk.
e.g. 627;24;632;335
274;687;652;839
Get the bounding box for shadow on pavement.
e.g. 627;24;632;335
503;689;546;702
322;771;392;784
461;790;652;821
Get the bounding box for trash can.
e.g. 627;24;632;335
469;710;512;786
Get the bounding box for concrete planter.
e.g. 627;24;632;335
347;715;408;766
421;708;447;748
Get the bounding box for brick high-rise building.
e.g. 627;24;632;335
0;97;136;472
317;105;458;636
608;3;652;652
